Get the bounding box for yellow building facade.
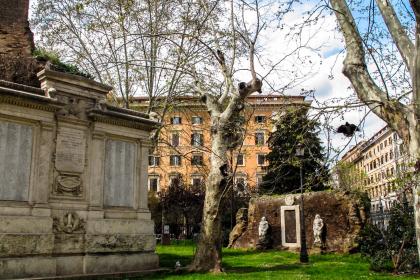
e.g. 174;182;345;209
339;126;408;211
131;95;309;192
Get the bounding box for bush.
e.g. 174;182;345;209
33;49;94;79
358;197;419;273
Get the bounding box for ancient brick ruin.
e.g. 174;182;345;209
0;0;43;87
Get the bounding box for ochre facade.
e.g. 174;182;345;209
339;126;408;210
131;95;309;192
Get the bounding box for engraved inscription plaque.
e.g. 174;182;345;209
55;127;86;173
0;121;33;201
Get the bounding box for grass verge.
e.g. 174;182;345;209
138;240;419;279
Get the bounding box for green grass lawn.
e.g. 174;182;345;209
139;241;419;279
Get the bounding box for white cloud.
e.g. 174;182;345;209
28;0;387;161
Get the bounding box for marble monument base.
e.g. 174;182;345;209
0;252;159;279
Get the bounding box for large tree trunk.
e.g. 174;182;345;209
189;126;228;272
330;0;420;262
408;120;420;260
410;0;420;260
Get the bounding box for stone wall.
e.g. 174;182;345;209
232;191;368;253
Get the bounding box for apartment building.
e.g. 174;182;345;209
131;95;309;193
339;126;408;210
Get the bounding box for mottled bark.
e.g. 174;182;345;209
330;0;420;261
190;75;261;271
189;129;226;272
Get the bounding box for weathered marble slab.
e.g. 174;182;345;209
55;126;86;173
0;121;32;201
104;139;135;207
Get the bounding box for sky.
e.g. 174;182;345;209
245;1;387;162
28;0;390;163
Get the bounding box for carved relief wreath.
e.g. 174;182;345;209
53;212;85;234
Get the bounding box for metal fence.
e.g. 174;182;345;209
370;202;413;230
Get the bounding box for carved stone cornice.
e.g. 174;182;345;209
0;94;61;112
88;109;159;131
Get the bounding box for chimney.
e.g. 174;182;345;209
0;0;42;87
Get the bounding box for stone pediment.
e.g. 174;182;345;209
37;69;112;101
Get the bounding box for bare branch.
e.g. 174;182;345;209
330;0;410;141
375;0;415;73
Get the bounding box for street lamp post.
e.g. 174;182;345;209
296;144;309;263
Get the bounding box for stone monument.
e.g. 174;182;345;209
0;3;160;277
0;69;160;278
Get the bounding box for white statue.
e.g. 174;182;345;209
258;216;269;238
313;214;324;245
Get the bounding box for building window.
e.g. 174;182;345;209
169;174;182;187
170;155;182;166
255;115;266;123
191;154;203;166
257;154;266;166
191;132;204;146
191;116;203;125
399;144;404;154
148;155;160;166
255;132;265;145
237;153;245;166
390;150;393;159
171;116;182;124
191;176;203;188
235;177;247;191
148;177;159;192
256;174;265;188
171;132;180;147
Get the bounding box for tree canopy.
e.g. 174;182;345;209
260;107;329;195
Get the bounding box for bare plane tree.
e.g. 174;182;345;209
32;0;200;112
185;0;314;272
329;0;420;259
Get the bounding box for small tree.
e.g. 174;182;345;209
335;161;368;192
359;196;419;273
260;107;329;194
